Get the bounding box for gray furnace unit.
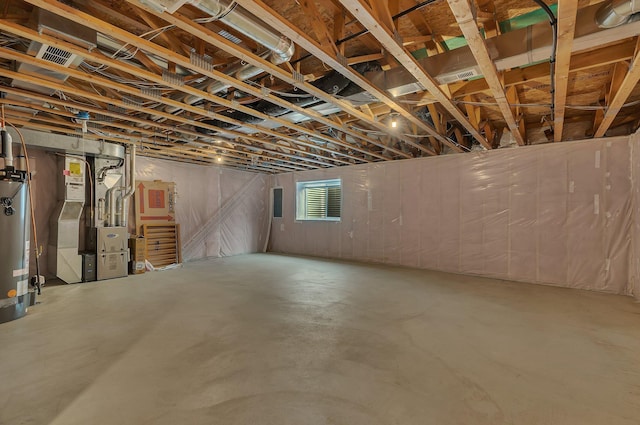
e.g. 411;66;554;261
96;227;128;280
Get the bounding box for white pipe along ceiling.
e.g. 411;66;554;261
0;0;639;172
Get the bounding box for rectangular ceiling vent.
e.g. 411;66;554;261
435;67;481;85
35;44;76;67
218;30;242;44
12;7;97;96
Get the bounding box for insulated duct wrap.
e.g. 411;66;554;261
196;64;375;135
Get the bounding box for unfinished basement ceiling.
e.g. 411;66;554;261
0;0;639;172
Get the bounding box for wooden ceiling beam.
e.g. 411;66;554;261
368;0;396;33
447;0;523;146
553;0;579;142
83;0;151;33
0;18;380;163
4;115;303;172
133;8;183;52
231;0;445;153
592;61;627;136
594;38;640;137
338;0;488;149
463;95;481;131
119;0;419;158
400;0;444;55
13;2;402;161
477;0;499;39
299;0;339;54
450;39;638;100
0;75;340;170
506;85;526;144
133;50;164;75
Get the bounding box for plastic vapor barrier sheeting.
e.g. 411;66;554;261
270;137;637;296
27;148;58;278
631;131;640;298
135;157;269;262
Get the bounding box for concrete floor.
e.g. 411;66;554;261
1;254;639;425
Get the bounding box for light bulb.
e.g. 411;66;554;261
391;118;397;128
216;156;223;163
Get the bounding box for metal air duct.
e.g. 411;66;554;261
596;0;640;28
191;0;294;64
152;0;294;113
115;145;136;228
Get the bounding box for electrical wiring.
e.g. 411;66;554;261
80;63;166;89
87;24;178;74
55;90;102;109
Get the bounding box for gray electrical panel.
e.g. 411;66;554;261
96;227;128;280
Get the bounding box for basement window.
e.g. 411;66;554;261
296;179;341;221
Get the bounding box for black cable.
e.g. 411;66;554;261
532;0;557;125
291;0;438;65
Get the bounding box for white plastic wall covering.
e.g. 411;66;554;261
27;149;57;278
631;131;640;299
135;156;269;262
270;136;637;296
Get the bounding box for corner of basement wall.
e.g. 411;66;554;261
135;157;270;262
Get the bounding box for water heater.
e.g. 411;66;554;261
0;130;31;323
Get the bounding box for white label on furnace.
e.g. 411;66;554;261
17;280;28;296
594;194;600;215
595;151;601;169
66;183;84;201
